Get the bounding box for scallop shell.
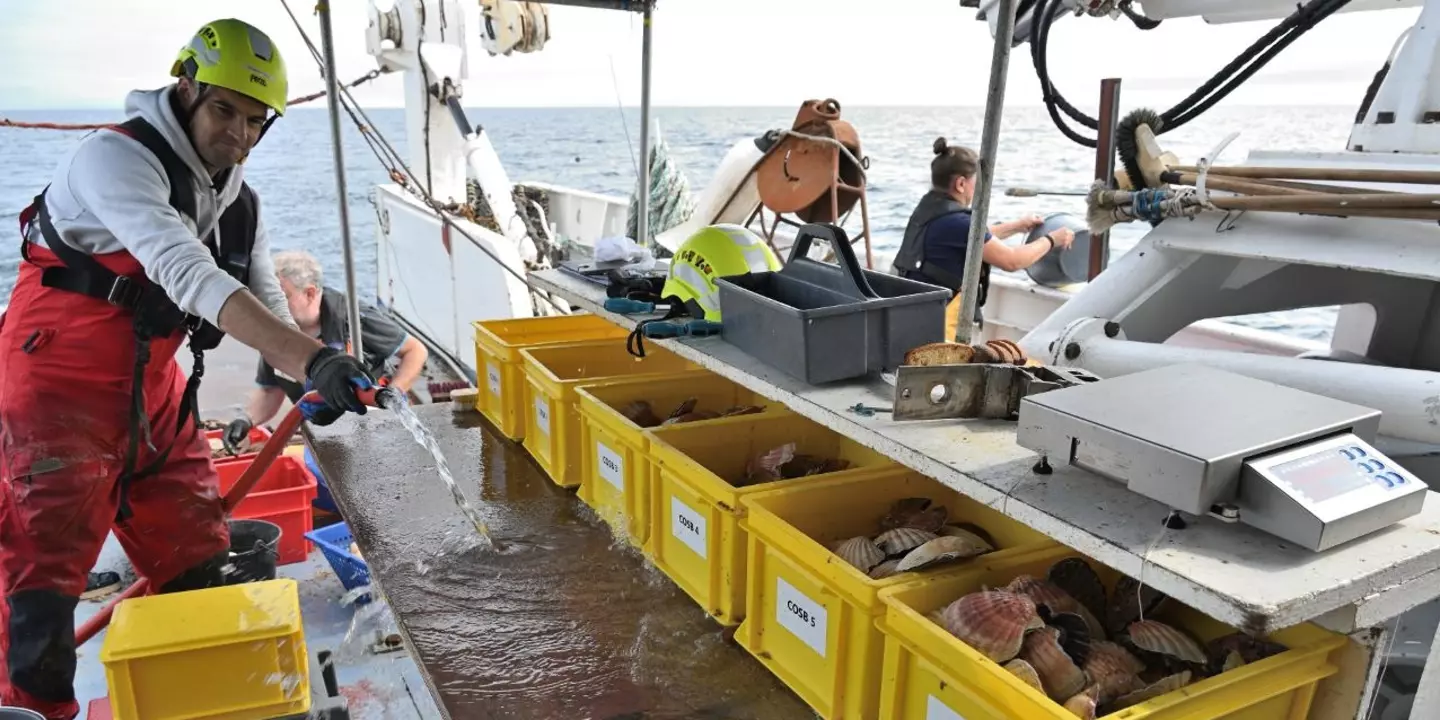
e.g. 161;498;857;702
1009;574;1106;641
1112;671;1192;710
1020;626;1088;701
1205;632;1288;675
941;590;1043;663
666;397;698;420
619;400;662;427
1003;658;1045;694
1044;611;1094;665
868;558;903;580
1061;684;1099;720
934;526;995;555
1124;620;1207;665
1048;558;1109;632
874;527;938;556
895;534;991;572
940;522;996;548
879;497;933;531
832;536;884;572
1082;641;1145;703
1108;576;1169;636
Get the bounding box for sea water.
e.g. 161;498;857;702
389;397;499;551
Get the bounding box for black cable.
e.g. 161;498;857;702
1119;0;1161;31
1031;0;1352;146
1162;0;1351;130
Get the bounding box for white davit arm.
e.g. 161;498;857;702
479;0;550;56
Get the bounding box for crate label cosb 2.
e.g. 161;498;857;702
535;396;551;435
597;441;624;491
486;363;501;397
775;577;827;657
925;696;967;720
670;496;707;559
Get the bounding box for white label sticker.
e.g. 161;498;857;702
775;577;828;657
598;441;624;491
670;496;707;559
925;696;967;720
535;395;551;435
921;696;967;720
486;363;502;397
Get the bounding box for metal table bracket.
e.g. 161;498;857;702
893;364;1101;421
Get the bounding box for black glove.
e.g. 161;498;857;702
222;418;253;455
305;346;376;416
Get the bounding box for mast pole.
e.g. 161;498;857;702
637;2;654;247
954;0;1018;345
318;1;363;359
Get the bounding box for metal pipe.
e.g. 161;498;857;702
954;0;1018;344
1089;78;1121;280
318;1;363;360
636;4;654;247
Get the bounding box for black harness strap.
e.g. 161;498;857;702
21;117;256;521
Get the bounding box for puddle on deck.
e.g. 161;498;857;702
308;404;815;719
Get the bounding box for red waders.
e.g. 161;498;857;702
0;117;258;719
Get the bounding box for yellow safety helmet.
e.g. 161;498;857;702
171;19;289;116
662;224;781;320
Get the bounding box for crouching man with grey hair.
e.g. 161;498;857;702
228;249;428;511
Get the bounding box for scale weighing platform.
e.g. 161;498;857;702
1016;363;1428;552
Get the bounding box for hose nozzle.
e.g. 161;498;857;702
359;386;403;410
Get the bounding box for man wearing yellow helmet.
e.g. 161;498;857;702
0;19;374;718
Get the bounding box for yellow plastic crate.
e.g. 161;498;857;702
100;579;311;720
575;371;779;548
521;339;695;488
876;546;1347;720
646;412;900;626
736;468;1057;720
473;314;630;440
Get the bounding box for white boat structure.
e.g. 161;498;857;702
294;0;1440;715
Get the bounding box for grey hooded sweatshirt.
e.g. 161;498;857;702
23;85;294;328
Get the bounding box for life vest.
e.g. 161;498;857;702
16;116;257;520
893;189;991;307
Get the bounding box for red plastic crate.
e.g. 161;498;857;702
205;425;274;465
216;455;318;565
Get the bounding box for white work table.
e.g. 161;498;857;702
531;268;1440;644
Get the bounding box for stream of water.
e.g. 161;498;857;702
389;399;499;551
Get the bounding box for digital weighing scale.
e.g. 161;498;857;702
1016;363;1428;552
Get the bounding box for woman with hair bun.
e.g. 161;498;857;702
893;137;1074;340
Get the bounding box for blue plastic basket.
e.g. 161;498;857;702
305;521;373;605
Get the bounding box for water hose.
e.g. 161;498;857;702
74;386;401;646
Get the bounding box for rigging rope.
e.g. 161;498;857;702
273;0;571;314
0;70;383;131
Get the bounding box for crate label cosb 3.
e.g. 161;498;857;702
535;396;551;435
598;441;624;491
486;363;501;397
671;496;707;559
775;577;827;657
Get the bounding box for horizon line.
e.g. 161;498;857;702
3;101;1365;113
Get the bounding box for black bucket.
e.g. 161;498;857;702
224;518;281;585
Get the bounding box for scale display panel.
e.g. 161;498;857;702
1266;442;1411;505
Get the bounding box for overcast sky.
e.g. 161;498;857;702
0;0;1422;110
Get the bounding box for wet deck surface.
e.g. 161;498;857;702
308;402;815;719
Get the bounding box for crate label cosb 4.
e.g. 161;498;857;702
775;577;827;657
670;496;706;559
486;363;501;397
925;696;967;720
535;396;551;435
597;441;624;491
